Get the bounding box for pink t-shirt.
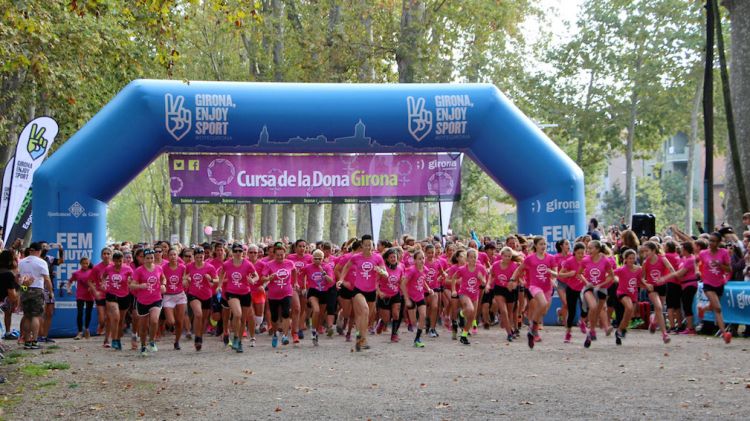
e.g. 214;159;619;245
698;248;730;287
222;259;257;295
105;265;134;298
71;269;94;301
489;261;518;289
337;253;356;291
455;264;487;301
664;253;682;285
401;252;415;269
302;262;334;292
348;253;386;292
162;263;186;294
560;256;585;291
477;252;490;268
680;256;698;288
581;255;613;287
89;262;111;300
185;263;217;300
378;264;404;298
424;259;445;289
523;253;556;291
262;259;296;300
643;256;671;286
404;266;428;302
248;259;266;293
615;265;641;300
133;265;163;305
553;253;570;270
288;254;313;286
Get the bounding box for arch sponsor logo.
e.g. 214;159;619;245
165;94;192;141
532;199;581;214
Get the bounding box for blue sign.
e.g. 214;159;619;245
33;80;585;336
696;282;750;326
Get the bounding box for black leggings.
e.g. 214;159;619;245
566;289;581;328
681;285;697;317
77;299;94;332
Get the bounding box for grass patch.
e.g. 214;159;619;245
21;364;48;377
46;345;60;350
67;382;79;389
0;351;26;365
40;349;54;355
43;361;69;370
4;351;23;359
35;380;58;389
19;361;69;376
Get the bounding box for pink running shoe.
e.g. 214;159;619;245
578;319;587;334
564;332;572;343
678;328;696;335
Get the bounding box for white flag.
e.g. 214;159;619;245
3;117;58;243
0;157;13;230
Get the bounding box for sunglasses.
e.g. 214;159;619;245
248;251;258;254
232;249;243;253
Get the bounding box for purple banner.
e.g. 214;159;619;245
168;153;461;204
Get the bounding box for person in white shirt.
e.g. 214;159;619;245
18;243;52;350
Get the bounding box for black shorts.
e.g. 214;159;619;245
522;287;532;300
666;283;682;310
307;288;337;315
703;284;724;298
493;285;517;303
226;292;252;307
269;296;292;322
407;298;426;309
432;286;444;293
136;300;162;317
220;296;229;309
187;294;211;310
338;287;354;300
353;288;376;303
377;294;402;310
210;295;223;313
106;293;133;311
95;298;106;307
617;294;633;302
481;289;494;304
652;284;667;297
606;283;618;308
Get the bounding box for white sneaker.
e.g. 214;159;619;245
250;337;256;347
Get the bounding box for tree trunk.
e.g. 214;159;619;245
576;69;597;165
686;72;704;235
178;204;187;245
272;0;284;82
417;203;427;239
393;204;403;241
722;0;750;229
355;204;371;237
191;205;201;245
245;204;256;243
330;204;349;246
307;204;324;243
281;204;296;241
624;62;642;223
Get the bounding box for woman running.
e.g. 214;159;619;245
287;239;312;344
447;249;467;340
512;236;557;349
261;242;296;348
554;239;571;325
339;235;385;351
376;248;404;342
401;250;432;348
162;248;188;350
641;241;676;344
221;243;258;353
104;251;134;351
451;249;486;345
130;249;166;356
575;240;615;348
423;244;446;337
488;246;519;342
557;242;587;343
660;241;698;335
89;247;113;347
613;249;642;345
185;247;219;351
246;244;267;338
66;257;94;340
697;232;733;344
303;249;335;346
335;240;360;342
663;241;683;332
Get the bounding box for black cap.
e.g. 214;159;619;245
28;242;42;251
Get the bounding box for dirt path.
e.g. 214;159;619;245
2;326;749;420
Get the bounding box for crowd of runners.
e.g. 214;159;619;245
3;214;749;357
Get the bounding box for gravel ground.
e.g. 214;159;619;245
2;324;749;420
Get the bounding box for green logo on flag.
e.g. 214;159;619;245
26;123;49;160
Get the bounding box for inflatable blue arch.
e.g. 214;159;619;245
33;80;585;336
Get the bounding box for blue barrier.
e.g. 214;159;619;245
695;282;750;325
